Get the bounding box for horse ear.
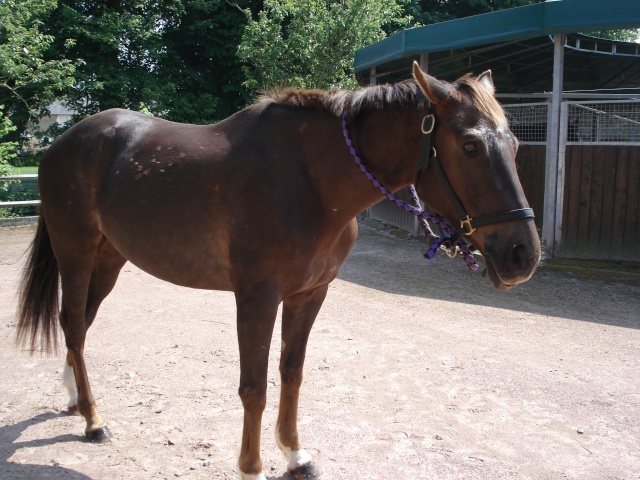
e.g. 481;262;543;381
477;70;495;95
412;61;451;105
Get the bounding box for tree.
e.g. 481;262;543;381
0;106;18;183
238;0;412;91
404;0;544;26
154;0;262;123
0;0;77;144
42;1;261;124
42;0;181;118
588;29;640;42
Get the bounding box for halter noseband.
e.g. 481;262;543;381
341;110;534;270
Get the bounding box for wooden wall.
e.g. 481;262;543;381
368;144;640;262
558;145;640;261
515;145;546;231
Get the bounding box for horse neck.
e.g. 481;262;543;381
334;108;425;218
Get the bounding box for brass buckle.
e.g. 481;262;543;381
421;114;435;134
460;215;476;235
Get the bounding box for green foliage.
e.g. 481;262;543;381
404;0;544;25
42;0;182;118
0;0;78;142
0;105;18;190
0;190;40;218
154;0;260;123
41;1;258;124
588;29;640;42
1;0;636;150
238;0;412;91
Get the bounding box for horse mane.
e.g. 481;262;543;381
453;74;508;128
255;75;508;128
255;81;430;119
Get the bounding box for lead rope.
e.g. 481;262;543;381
341;113;479;271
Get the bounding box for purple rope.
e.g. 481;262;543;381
341;113;478;271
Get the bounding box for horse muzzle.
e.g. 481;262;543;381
483;237;541;290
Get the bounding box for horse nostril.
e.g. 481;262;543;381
512;243;529;268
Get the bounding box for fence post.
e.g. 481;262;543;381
541;33;565;257
554;101;569;250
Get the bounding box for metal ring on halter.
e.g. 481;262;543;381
421;114;435;134
440;244;460;259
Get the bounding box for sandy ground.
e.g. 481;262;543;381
1;222;639;480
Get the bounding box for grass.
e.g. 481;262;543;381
15;166;39;175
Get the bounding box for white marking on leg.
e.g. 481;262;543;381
240;473;267;480
276;431;312;470
62;360;77;409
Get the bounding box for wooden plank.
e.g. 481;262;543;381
587;146;606;256
598;146;618;256
625;147;640;256
533;146;546;232
611;146;629;254
516;145;545;230
576;146;593;257
635;149;640;260
563;146;582;253
560;146;572;252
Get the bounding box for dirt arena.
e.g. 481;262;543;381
1;222;639;479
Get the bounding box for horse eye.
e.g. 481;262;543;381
464;143;477;153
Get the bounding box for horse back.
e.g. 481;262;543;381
38;108;357;295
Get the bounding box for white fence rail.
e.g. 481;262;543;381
0;174;41;208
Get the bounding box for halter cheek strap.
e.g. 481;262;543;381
413;114;534;247
341;110;535;271
341;112;479;270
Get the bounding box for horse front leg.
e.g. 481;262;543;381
276;285;328;479
235;283;280;480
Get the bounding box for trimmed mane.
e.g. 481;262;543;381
255;81;431;119
254;74;507;128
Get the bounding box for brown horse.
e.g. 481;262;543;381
16;63;540;480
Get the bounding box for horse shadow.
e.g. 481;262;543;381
0;411;91;480
340;225;640;330
0;411;303;480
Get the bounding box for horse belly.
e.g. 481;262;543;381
99;196;234;291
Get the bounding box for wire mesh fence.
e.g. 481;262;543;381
503;100;640;145
503;103;549;144
566;100;640;144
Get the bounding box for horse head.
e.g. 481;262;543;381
412;62;541;290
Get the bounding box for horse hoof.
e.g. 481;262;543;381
66;405;80;416
288;462;322;480
86;425;112;443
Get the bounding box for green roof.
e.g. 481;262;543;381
354;0;640;94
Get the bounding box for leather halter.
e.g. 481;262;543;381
415;112;535;246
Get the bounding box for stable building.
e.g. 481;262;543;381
355;0;640;261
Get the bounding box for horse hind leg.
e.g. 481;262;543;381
276;285;328;479
59;236;126;441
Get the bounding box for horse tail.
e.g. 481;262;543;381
16;215;60;355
